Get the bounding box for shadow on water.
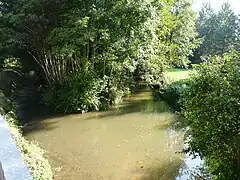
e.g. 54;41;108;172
22;119;60;135
128;161;183;180
23;89;205;180
23;89;172;134
84;99;170;121
137;158;183;180
23;99;170;134
21;103;66;135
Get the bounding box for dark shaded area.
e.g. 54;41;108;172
11;71;63;125
84;98;170;121
22;120;60;135
140;159;183;180
0;71;21;98
22;89;172;135
22;87;188;137
160;79;189;113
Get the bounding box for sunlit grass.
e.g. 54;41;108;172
165;68;189;82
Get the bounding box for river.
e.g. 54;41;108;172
24;90;201;180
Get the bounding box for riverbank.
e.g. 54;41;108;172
4;112;53;180
0;90;53;180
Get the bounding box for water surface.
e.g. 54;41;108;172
25;91;189;180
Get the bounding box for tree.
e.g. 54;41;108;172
195;2;240;60
167;0;199;67
0;0;198;113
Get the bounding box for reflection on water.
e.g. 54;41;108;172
24;90;201;180
176;154;203;180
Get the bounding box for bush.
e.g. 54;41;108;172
43;69;131;114
180;52;240;179
161;79;189;111
43;70;104;113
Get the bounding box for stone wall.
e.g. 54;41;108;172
0;161;6;180
0;116;32;180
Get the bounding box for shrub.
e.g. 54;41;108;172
180;52;240;180
161;79;189;111
43;70;104;113
43;69;131;114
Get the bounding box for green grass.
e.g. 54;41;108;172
165;68;189;82
5;112;53;180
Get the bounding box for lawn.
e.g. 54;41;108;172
165;68;189;82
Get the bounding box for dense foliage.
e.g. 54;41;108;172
161;79;188;111
181;53;240;179
0;0;198;114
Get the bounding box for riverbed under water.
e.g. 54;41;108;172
24;91;201;180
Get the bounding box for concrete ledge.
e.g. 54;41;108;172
0;115;32;180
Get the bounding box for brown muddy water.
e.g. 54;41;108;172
24;91;200;180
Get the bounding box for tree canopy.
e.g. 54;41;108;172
0;0;198;113
194;2;240;60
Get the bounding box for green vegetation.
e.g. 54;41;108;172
0;1;198;178
163;55;240;179
160;3;240;179
0;0;198;114
181;52;240;179
0;0;240;179
161;79;189;111
0;91;53;180
193;2;240;62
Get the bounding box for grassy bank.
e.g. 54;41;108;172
0;89;53;180
4;112;53;180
